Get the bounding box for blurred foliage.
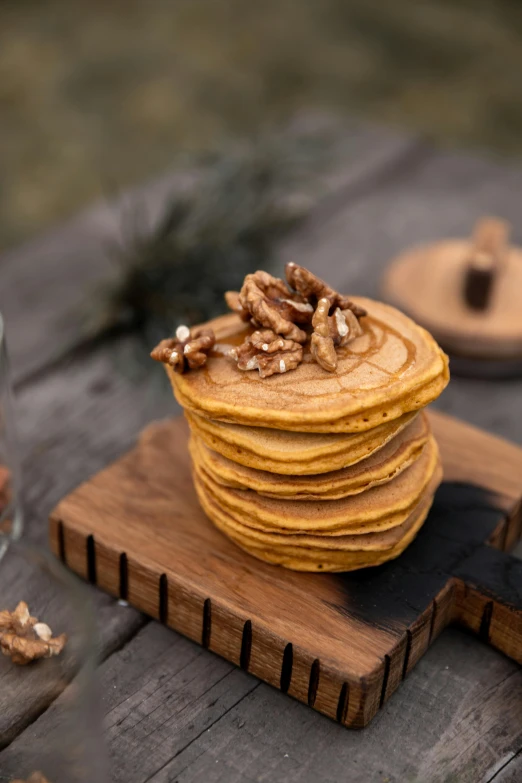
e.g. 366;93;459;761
2;0;522;250
87;129;332;350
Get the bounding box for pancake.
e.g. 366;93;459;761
167;298;449;432
186;410;419;476
190;413;430;499
195;474;436;572
194;436;441;535
194;471;438;551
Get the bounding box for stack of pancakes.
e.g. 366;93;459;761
163;297;449;572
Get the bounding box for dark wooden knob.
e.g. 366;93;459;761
463;217;509;310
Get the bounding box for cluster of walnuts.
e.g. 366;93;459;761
0;601;66;666
151;263;366;378
226;263;366;377
151;324;216;373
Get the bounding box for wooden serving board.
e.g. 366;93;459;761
49;410;522;728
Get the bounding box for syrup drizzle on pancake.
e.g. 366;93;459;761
201;312;417;395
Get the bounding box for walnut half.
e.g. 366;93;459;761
224;291;251;322
310;297;363;372
0;602;67;666
231;329;303;378
286;262;367;317
151;325;216;373
237;271;312;343
12;773;51;783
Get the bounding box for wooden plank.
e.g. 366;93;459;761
488;752;522;783
49;411;522;729
0;119;416;386
0;546;143;750
0;340;176;747
0;172;190;385
16;343;175;530
144;632;521;783
1;624;519;783
0;623;258;782
148;632;522;783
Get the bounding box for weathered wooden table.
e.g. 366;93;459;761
1;119;521;783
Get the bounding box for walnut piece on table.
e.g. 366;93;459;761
310;297;364;372
237;270;312;343
231;328;303;378
151;325;216;372
11;773;51;783
0;601;67;666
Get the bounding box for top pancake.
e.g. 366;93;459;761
167;297;449;432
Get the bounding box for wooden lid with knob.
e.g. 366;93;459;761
382;217;522;374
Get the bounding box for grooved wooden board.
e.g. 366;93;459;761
49;410;522;728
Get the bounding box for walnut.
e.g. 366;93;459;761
310;297;364;372
11;773;51;783
238;271;312;343
285;262;367;318
150;325;215;372
231;329;303;378
224;291;250;322
0;602;67;666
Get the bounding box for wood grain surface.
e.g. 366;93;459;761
1;117;522;781
49;410;522;729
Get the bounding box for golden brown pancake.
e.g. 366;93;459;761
195;471;439;551
186;410;419;475
166;299;449;432
193;436;441;535
194;474;436;572
190;413;429;499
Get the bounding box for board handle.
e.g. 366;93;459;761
453;545;522;664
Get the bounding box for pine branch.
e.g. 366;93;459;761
85;127;334;354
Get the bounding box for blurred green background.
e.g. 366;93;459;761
2;0;522;251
